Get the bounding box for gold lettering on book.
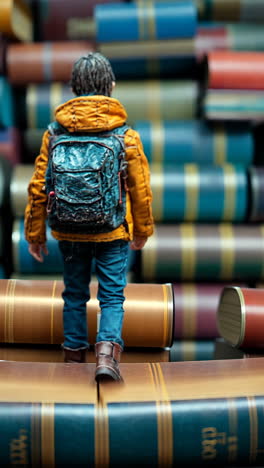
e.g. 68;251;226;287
201;427;228;460
228;435;238;461
10;429;29;465
202;427;238;461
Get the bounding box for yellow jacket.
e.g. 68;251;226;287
24;95;154;243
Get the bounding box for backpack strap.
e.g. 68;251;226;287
108;124;130;153
48;121;67;136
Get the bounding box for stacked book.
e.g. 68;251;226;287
215;285;264;359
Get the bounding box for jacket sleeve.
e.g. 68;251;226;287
124;128;154;238
24;130;50;244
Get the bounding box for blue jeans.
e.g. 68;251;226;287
58;240;129;350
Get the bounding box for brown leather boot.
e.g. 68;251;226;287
64;348;87;363
95;341;122;381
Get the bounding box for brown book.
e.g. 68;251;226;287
0;279;173;348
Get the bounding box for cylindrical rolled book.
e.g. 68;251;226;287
134;120;253;166
95;0;197;42
109;56;196;80
199;0;264;22
113;80;198;124
26;83;73;129
141;223;264;282
6;41;95;85
0;344;170;363
0;77;14;127
172;283;229;338
10;164;34;216
0;128;21;166
0;279;173;347
98;39;195;79
204;89;264;121
0;0;33;41
12;218;64;274
218;286;264;349
98;359;264;466
207;51;264;90
151;164;247;223
227;24;264;51
33;0;124;41
196;24;264;58
170;339;215;361
248;167;264;222
25;81;198;129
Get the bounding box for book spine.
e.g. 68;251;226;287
103;396;264;466
0;402;95;466
1;396;263;466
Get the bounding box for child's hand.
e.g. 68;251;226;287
130;236;147;250
28;243;49;262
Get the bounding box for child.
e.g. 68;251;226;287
24;52;154;382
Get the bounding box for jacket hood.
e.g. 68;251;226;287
54;95;128;132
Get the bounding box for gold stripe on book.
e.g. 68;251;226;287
147;80;161;121
95;398;109;467
248;396;258;464
222;165;236;221
180;224;196;279
137;0;156;40
182;341;196;361
184;164;199;221
151;121;164;165
50;83;62;121
41;403;55;467
137;0;145;40
4;279;16;343
214;125;226;165
163;284;173;348
26;85;37;129
150;363;173;467
227;398;238;464
31;403;41;467
182;284;197;338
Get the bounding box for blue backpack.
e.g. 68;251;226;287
45;122;130;234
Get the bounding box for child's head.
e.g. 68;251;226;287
71;52;115;97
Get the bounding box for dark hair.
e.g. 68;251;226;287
70;52;115;97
